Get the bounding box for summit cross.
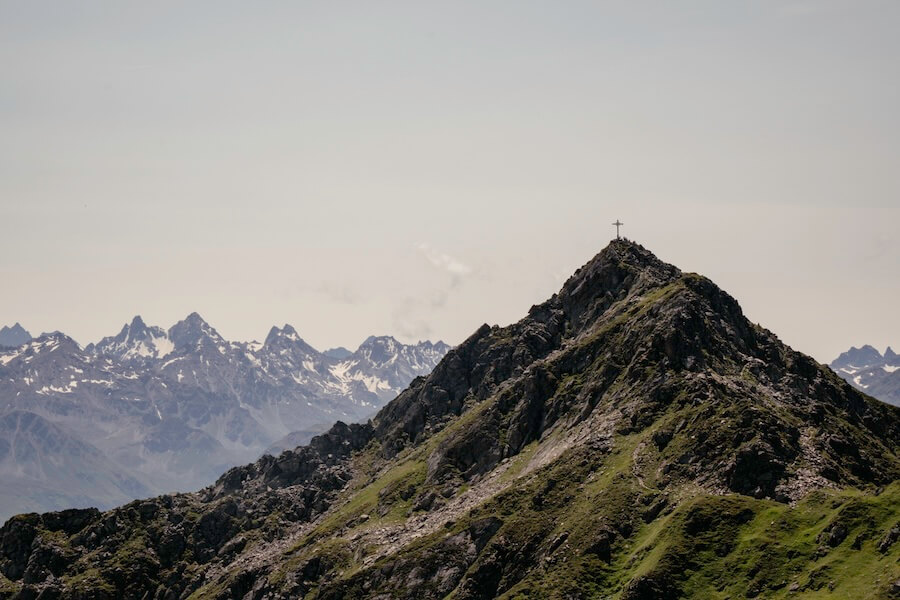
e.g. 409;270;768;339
612;220;623;240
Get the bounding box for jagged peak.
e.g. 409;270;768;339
182;311;207;325
360;335;399;347
90;316;170;360
559;240;679;301
522;240;684;340
168;312;223;349
264;325;281;341
263;324;317;355
415;339;450;350
24;331;81;353
832;344;884;368
0;322;32;348
117;315;154;341
265;324;298;341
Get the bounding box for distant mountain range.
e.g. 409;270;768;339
0;315;449;521
831;345;900;406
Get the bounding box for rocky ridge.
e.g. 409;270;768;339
1;240;898;599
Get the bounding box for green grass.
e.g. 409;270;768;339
499;440;541;483
312;456;426;540
606;483;900;599
61;567;116;596
0;575;21;596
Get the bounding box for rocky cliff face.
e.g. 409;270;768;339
2;241;898;600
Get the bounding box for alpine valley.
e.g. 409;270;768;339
0;316;449;522
1;241;898;599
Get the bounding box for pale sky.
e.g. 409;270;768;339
1;1;898;363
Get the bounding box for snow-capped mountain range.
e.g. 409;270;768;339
830;344;900;407
0;315;449;520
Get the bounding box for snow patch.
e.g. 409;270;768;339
244;352;262;368
36;383;76;394
82;379;114;386
329;361;354;380
161;356;184;369
152;335;174;358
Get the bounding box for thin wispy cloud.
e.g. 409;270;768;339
392;298;434;341
416;243;472;277
316;282;362;305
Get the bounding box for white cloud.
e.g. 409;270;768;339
416;243;472;277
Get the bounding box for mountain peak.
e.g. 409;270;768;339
183;312;207;325
831;344;884;369
25;331;81;354
279;324;301;340
265;324;299;342
356;336;401;365
323;346;353;360
537;240;683;339
113;315;150;343
91;316;172;361
0;323;32;348
561;240;678;295
262;325;317;356
361;335;398;346
168;312;222;350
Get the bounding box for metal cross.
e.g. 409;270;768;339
612;220;623;240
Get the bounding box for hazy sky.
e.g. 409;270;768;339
1;1;898;363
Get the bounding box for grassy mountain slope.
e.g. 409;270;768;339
1;240;898;599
